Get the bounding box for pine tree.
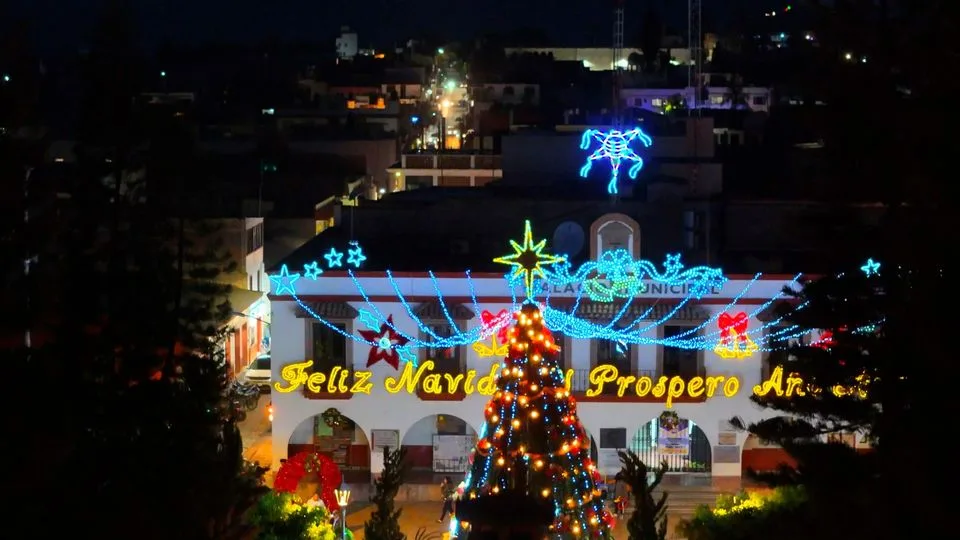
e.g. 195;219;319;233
618;451;668;540
365;447;410;540
453;304;614;540
735;261;948;540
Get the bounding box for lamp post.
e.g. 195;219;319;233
335;488;351;540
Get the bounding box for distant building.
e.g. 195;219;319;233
621;86;772;113
335;26;359;60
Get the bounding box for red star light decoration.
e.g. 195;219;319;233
358;315;410;369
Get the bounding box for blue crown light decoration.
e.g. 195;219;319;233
267;224;883;363
579;127;653;194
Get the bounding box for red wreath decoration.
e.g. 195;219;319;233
358;315;410;370
274;451;344;510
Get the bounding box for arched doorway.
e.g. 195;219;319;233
288;409;371;483
401;414;478;484
630;413;712;473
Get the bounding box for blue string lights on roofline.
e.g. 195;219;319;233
268;223;883;359
579;127;653;194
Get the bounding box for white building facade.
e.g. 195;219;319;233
269;267;808;486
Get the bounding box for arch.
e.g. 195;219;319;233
629;413;712;473
401;413;479;483
287;410;371;483
589;213;641;260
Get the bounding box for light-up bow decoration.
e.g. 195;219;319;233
579;127;653;194
540;251;727;303
713;312;759;359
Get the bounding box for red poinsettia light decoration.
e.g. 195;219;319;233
274;451;344;509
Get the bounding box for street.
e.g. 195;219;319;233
239;394;273;472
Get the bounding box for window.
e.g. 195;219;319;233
683;210;705;249
651;98;664;107
246;222;264;255
594;340;631;394
310;322;348;372
598;221;633;255
710;95;726;105
662;326;701;379
405;175;433;190
421;323;463;372
253;356;271;370
752;95;768;106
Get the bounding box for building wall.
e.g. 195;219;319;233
269;273;798;479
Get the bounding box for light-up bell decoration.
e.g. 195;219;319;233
579;127;653;194
713;312;759;359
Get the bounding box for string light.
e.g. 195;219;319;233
579;127;653;194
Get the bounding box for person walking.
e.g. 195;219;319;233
437;476;455;522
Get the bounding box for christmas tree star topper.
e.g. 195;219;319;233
494;220;565;299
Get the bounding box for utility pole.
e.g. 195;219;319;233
688;0;702;114
613;0;625;126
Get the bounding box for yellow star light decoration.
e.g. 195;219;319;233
494;220;565;299
473;334;510;358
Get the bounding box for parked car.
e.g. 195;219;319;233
243;354;271;389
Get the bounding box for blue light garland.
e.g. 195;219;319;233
270;226;885;357
579;127;653;194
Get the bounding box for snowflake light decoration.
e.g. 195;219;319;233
579;127;653;194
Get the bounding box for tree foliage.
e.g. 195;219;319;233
617;451;668;540
680;487;808;540
364;447;410;540
249;491;337;540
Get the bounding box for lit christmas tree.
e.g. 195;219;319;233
451;303;615;539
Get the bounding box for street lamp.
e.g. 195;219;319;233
335;488;351;540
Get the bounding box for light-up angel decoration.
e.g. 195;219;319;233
579;127;653;194
268;221;857;365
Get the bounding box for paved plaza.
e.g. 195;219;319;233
343;501;691;540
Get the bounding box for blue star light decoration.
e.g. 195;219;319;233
269;264;300;295
303;261;323;280
347;242;367;268
579;127;654;194
861;258;881;277
324;247;344;268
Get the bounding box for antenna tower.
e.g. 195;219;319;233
613;0;625;126
688;0;702;116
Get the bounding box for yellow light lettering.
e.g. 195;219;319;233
463;369;477;394
651;376;668;397
564;368;574;392
665;377;686;409
273;360;313;393
337;369;350;392
350;371;373;394
705;376;724;397
616;375;636;398
444;372;465;393
753;366;785;397
327;366;341;393
306;372;326;393
477;364;499;395
634;376;653;396
785;374;806;397
385;361;432;393
586;365;618;397
722;376;740;397
422;374;443;394
687;376;704;397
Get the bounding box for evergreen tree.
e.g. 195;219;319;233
453;304;614;540
618;451;668;540
6;2;266;537
365;447;410;540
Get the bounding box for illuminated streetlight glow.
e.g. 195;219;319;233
335;488;352;540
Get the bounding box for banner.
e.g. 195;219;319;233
657;411;690;455
433;435;475;472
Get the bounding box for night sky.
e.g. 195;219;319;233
6;0;788;52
